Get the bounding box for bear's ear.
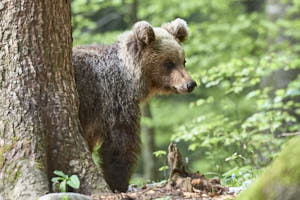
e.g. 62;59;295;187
133;21;155;46
162;18;188;43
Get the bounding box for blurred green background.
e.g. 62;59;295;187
71;0;300;187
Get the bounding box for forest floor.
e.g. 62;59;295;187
92;143;236;200
92;183;235;200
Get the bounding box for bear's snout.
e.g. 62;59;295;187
187;80;197;92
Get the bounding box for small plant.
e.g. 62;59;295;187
153;150;169;172
51;170;80;192
220;165;260;187
61;196;70;200
153;150;167;158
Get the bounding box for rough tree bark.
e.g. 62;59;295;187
0;0;109;199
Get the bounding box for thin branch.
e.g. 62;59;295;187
278;131;300;138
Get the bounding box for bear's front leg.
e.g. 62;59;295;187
100;130;140;192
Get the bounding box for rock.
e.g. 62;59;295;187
39;193;92;200
228;186;244;194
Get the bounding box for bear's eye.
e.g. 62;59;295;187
165;61;176;70
184;59;186;66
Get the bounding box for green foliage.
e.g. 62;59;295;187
153;197;171;200
158;165;169;172
153;150;169;173
61;196;70;200
153;150;167;158
168;1;300;185
71;0;131;45
220;165;261;187
92;144;101;168
51;170;80;192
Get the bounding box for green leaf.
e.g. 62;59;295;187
67;175;80;189
158;166;169;171
286;89;300;97
92;144;101;168
54;170;68;178
188;143;201;151
51;177;63;183
62;196;70;200
59;180;67;192
153;150;167;158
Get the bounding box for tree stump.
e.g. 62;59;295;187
166;142;227;195
92;142;231;200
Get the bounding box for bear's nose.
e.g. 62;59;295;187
187;81;197;92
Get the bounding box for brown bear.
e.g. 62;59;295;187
72;18;197;192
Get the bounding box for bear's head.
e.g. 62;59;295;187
120;18;197;99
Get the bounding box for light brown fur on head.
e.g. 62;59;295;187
119;18;196;100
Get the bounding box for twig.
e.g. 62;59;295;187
278;131;300;137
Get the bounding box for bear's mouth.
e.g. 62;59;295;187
170;86;188;94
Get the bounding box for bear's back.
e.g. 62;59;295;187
72;44;139;139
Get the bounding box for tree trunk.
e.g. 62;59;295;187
141;104;156;181
0;0;109;199
128;0;157;181
265;0;289;22
262;0;299;90
129;0;138;25
242;0;265;13
261;0;300;121
237;136;300;200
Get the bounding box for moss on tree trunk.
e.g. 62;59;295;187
237;136;300;200
0;0;110;199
